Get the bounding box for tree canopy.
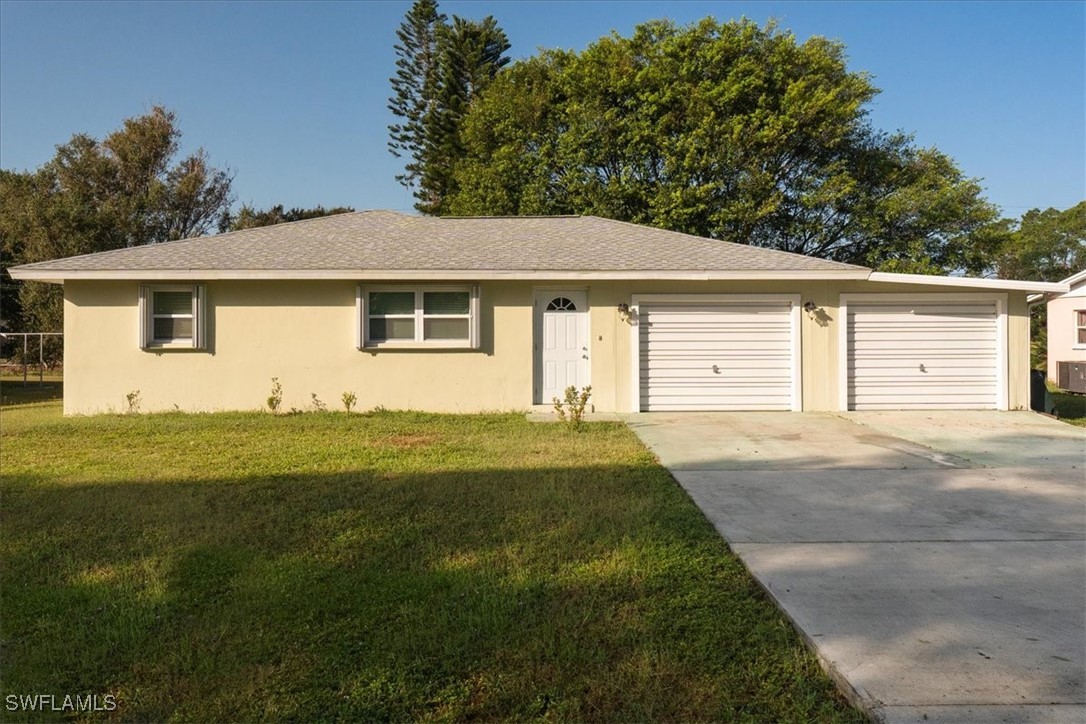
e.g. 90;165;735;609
443;18;1003;273
0;106;234;331
993;202;1085;282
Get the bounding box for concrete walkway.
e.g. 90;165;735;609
626;411;1086;724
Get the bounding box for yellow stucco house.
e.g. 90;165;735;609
9;211;1067;415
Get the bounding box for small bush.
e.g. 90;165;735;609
310;393;327;412
553;385;592;429
124;390;141;414
266;378;283;413
342;391;357;413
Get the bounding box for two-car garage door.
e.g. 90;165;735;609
635;294;1004;412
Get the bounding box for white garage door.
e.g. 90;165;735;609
639;299;797;411
845;297;1002;410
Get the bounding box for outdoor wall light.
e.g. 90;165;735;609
802;300;832;328
617;303;630;314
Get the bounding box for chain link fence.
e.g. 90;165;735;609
0;333;64;386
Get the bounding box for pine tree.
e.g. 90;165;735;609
387;0;446;192
418;16;511;215
387;2;510;215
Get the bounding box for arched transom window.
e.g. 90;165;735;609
546;297;578;311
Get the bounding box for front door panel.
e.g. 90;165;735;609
535;291;589;403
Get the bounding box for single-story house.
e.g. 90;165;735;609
1031;269;1086;391
9;211;1068;415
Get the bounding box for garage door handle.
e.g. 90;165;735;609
712;365;720;374
919;363;927;373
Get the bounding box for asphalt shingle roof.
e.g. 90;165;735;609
12;210;867;275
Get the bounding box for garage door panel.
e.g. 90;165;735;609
641;378;793;388
848;302;997;314
846;298;1001;410
644;328;791;339
641;344;791;356
852;361;998;372
639;300;795;411
852;379;997;389
643;341;791;350
641;366;794;378
643;304;789;316
850;401;996;411
852;335;997;345
852;316;996;325
643;328;792;338
851;360;998;372
643;365;791;374
641;395;792;409
634;405;790;410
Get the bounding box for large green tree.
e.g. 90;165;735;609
0;106;234;332
446;18;1001;272
387;0;509;215
994;202;1085;282
991;202;1085;370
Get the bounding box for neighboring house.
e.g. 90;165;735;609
9;211;1067;415
1036;269;1086;390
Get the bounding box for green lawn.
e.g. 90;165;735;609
0;393;862;722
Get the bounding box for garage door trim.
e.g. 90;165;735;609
838;293;1008;411
629;294;802;412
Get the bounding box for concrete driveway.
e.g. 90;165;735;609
626;411;1086;724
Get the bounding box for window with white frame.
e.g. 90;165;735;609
359;286;479;348
1077;310;1086;346
140;284;206;349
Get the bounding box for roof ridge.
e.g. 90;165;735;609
579;215;869;271
200;208;396;242
439;214;582;220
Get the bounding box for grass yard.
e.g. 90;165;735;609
0;392;862;722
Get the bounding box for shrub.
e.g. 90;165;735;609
552;385;592;429
266;378;283;413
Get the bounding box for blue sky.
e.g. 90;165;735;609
1;1;1082;218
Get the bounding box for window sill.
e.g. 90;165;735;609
143;341;201;351
363;341;476;350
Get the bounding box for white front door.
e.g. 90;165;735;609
534;290;590;404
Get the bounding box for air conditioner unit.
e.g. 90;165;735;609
1057;361;1086;394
